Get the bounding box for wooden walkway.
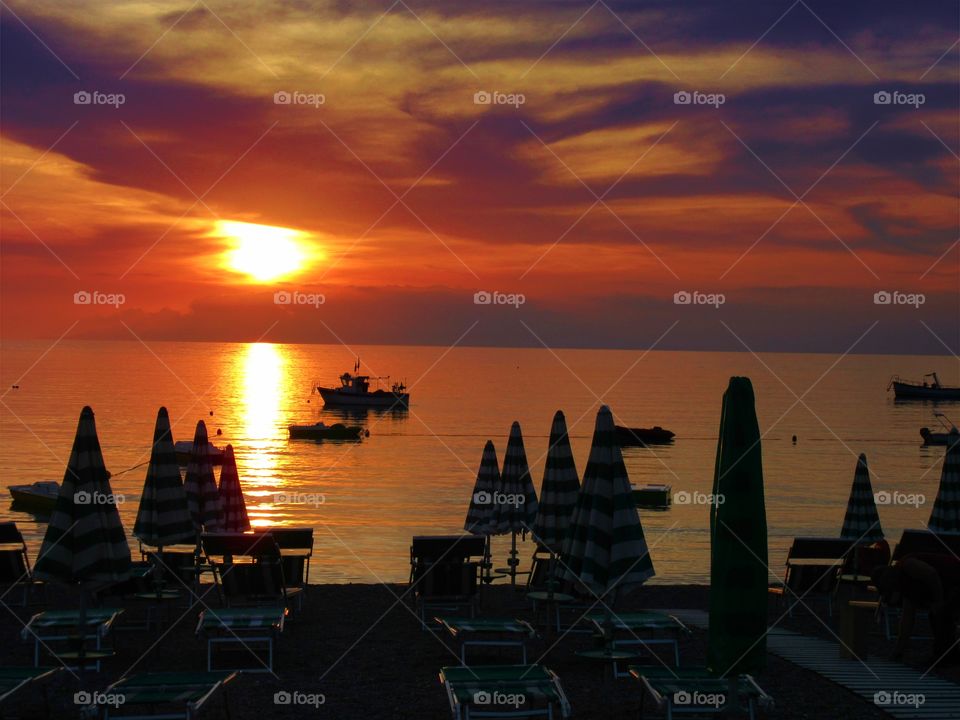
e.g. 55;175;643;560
658;608;960;719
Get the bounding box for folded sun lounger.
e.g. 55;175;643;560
629;666;772;720
585;611;690;674
196;606;285;673
0;667;58;707
21;608;124;670
97;671;238;720
439;664;571;719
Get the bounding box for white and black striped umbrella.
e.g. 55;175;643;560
183;420;223;533
840;453;884;542
561;405;654;595
134;407;194;549
532;410;580;553
490;422;539;534
929;432;960;534
33;406;131;586
218;445;250;533
464;440;500;535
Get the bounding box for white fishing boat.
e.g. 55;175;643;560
8;480;60;514
316;358;409;409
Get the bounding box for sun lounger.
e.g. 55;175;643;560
253;527;314;603
767;536;858;617
585;611;690;676
630;666;772;720
439;664;570;719
96;671;238;719
196;606;285;673
436;616;536;663
21;608;123;670
410;535;485;625
0;667;58;710
201;533;304;611
0;522;44;606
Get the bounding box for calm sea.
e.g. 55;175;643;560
0;340;955;583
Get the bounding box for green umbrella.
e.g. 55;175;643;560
532;410;581;555
133;407;193;549
928;431;960;534
491;422;539;586
840;453;883;542
560;405;654;597
464;440;500;583
707;377;767;678
33;406;131;668
183;420;223;534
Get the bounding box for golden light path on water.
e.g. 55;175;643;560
239;342;286;528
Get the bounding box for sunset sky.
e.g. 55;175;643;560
1;0;958;353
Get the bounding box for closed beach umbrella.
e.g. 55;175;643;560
707;377;767;678
218;445;251;533
464;440;499;535
928;431;960;534
532;410;580;554
464;440;500;583
491;422;539;585
561;405;654;597
133;407;193;549
840;453;884;542
183;420;223;534
33;406;130;667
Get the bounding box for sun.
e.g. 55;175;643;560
215;220;312;282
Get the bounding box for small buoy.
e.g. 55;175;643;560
209;410;214;416
11;384;18;389
792;435;797;444
216;428;222;436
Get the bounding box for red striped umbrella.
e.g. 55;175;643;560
218;445;250;533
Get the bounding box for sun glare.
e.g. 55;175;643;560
216;220;311;282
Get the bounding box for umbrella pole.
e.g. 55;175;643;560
509;531;518;587
77;586;88;674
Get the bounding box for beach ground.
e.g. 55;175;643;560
2;582;956;719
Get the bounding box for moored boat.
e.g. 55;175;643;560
8;480;59;514
632;483;672;509
173;440;224;466
317;359;409;409
888;373;960;400
615;425;675;445
288;422;367;441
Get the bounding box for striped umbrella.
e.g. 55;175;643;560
183;420;223;534
464;440;499;535
133;407;193;549
560;405;654;597
532;410;580;554
928;431;960;534
218;445;251;533
34;406;131;586
840;453;884;542
708;377;767;679
464;440;500;583
33;406;130;669
491;422;539;586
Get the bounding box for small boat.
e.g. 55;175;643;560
8;480;60;514
316;358;409;409
288;422;367;441
632;484;672;509
921;414;959;446
889;373;960;400
173;440;224;466
615;425;675;446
